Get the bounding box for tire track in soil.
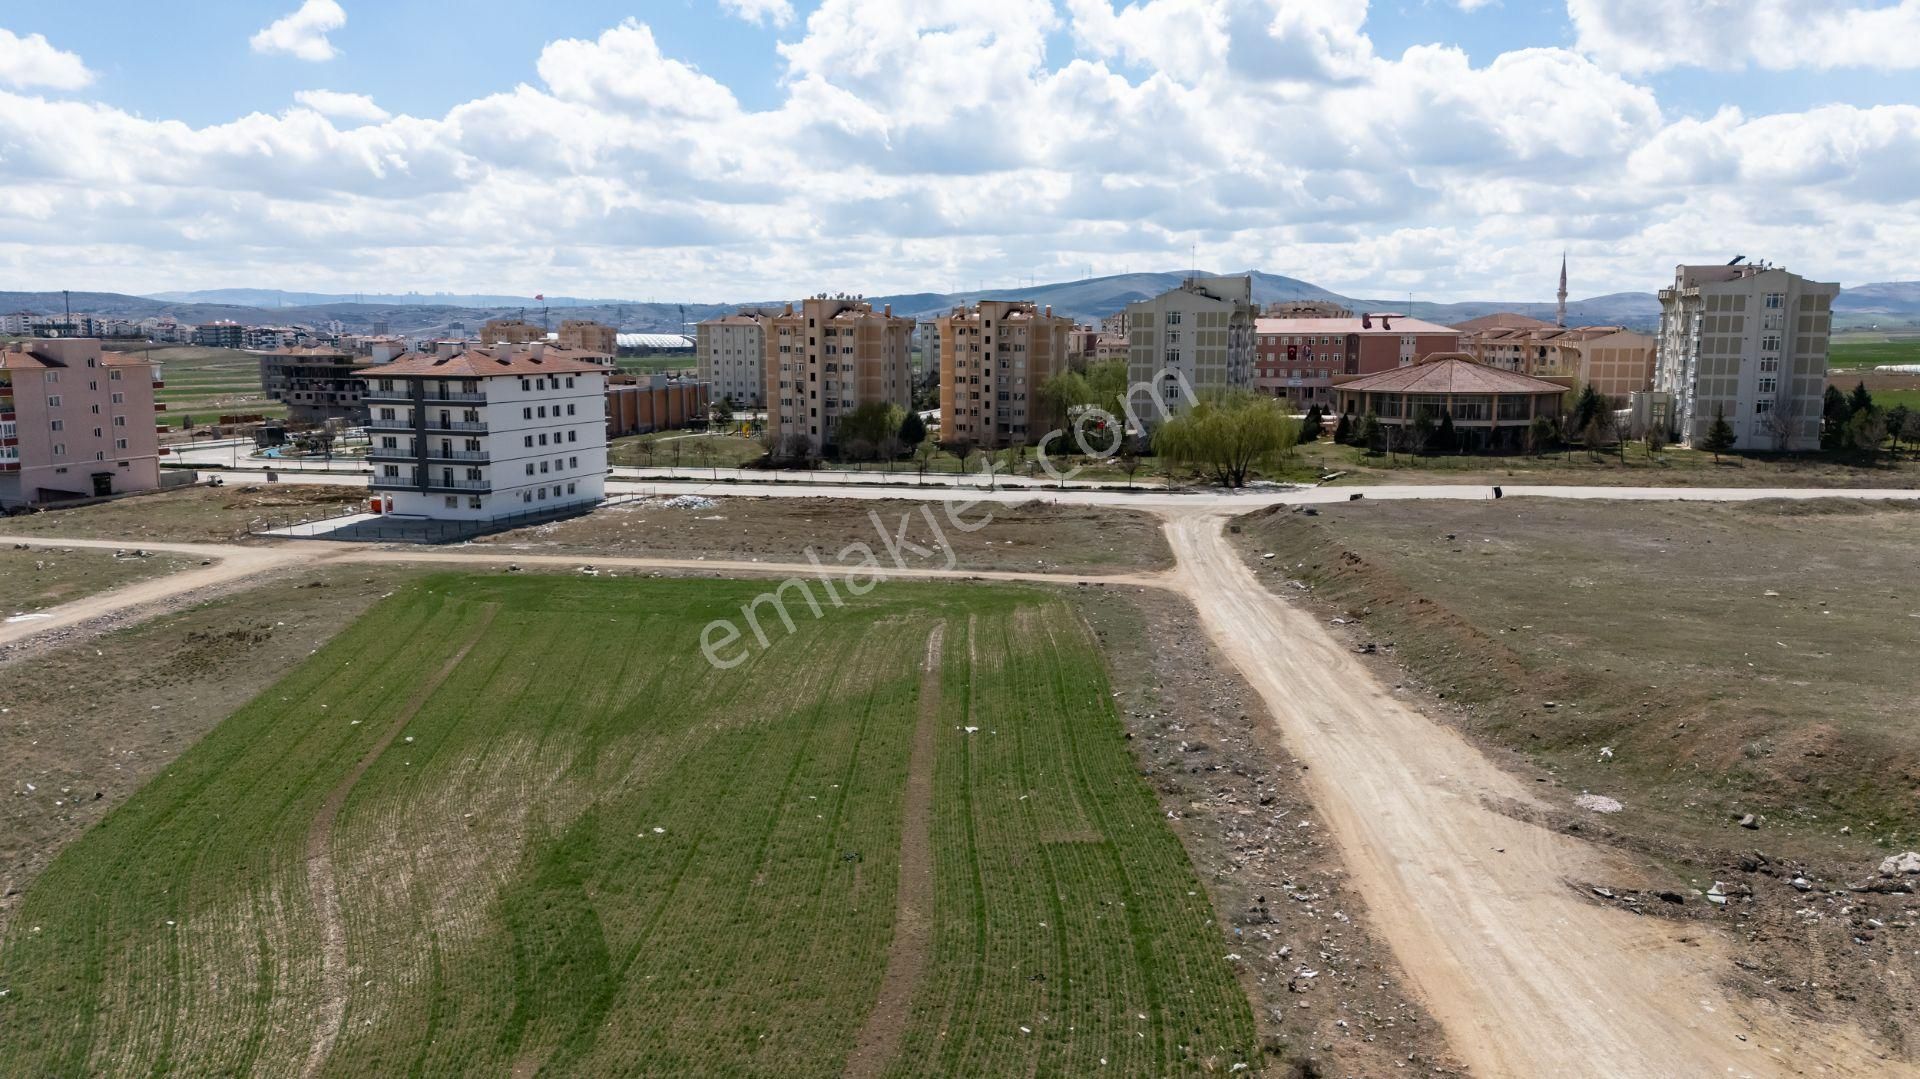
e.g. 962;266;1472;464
843;622;944;1079
298;603;499;1079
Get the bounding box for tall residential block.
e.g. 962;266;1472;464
1653;262;1837;452
1;339;164;507
557;320;618;354
765;296;912;455
696;313;769;407
360;344;608;520
479;318;545;345
1124;276;1256;426
937;300;1072;449
1254;313;1460;407
256;346;370;424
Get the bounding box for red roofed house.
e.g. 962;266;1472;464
358;343;608;521
1;339;164;509
1333;352;1570;451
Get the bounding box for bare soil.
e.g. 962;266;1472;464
0;564;416;935
0;546;193;613
473;495;1174;573
1077;584;1463;1077
1;483;365;542
1294;441;1920;489
1230;499;1920;1060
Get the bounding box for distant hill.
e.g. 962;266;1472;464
7;273;1917;336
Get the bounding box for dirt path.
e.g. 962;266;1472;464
843;623;944;1079
336;548;1173;588
0;537;313;650
298;605;498;1079
1163;511;1910;1078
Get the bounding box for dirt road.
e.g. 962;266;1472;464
1165;511;1910;1078
0;537;315;650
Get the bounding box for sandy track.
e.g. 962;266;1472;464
299;604;498;1079
843;623;944;1079
1164;512;1910;1078
0;537;313;649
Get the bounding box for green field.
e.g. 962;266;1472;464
0;575;1256;1076
609;431;766;469
1829;335;1920;371
136;344;286;426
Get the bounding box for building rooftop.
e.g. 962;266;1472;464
1337;353;1567;395
1255;315;1458;336
360;349;609;379
1452;312;1554;333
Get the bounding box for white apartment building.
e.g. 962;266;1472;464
1124;275;1256;427
695;314;768;407
359;346;608;521
1652;262;1838;452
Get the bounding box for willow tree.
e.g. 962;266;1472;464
1152;390;1299;487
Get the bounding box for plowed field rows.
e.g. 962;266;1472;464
0;574;1255;1076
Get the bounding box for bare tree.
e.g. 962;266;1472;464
1754;400;1799;453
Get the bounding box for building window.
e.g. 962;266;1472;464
1764;293;1784;309
469;497;482;509
382;465;398;477
49;420;63;431
525;463;535;475
46;395;60;407
567;483;576;495
524;435;534;447
1755;400;1774;415
523;407;533;420
445;496;459;508
567;430;577;442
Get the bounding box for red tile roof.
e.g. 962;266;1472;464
1336;354;1567;395
1253;316;1459;336
356;349;608;379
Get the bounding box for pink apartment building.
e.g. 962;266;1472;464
1;339;165;508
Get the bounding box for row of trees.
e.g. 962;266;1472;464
1823;382;1917;460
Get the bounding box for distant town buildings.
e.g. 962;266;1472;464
1650;261;1837;452
765;296;913;455
696;313;769;407
193;322;245;349
1254;313;1460;406
937;300;1072;449
359;344;609;520
1;339;165;508
1456;322;1656;400
1125;276;1256;424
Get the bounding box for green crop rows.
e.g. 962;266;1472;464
0;575;1255;1076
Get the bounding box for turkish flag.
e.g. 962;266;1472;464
535;293;545;301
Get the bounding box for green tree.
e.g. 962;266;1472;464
898;408;927;450
1408;411;1435;456
1151;390;1300;487
1434;411;1458;454
835;402;904;461
941;438;976;475
710;395;735;427
1570;383;1607;442
1359;412;1385;455
1527;414;1556;456
1701;406;1737;462
1300;404;1323;442
1822;384;1853;449
1887;404;1911;454
1847;407;1889;461
1333;412;1352;445
1849;381;1875;416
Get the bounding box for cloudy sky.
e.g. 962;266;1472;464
1;0;1916;302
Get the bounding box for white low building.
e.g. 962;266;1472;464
359;345;608;521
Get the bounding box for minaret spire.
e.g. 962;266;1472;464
1556;251;1568;328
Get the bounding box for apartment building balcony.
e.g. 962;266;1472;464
425;448;490;462
423;417;488;433
364;388;487;404
366;444;415;460
426;478;492;493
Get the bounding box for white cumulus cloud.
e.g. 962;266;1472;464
250;0;348;62
293;89;389;123
0;28;94;90
1571;0;1920;72
721;0;796;26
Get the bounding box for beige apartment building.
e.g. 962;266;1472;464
479;318;544;345
557;320;617;353
1458;323;1656;399
1125;276;1257;427
765;296;913;455
696;313;769;407
1;339;163;508
1652;262;1837;452
937;301;1072;449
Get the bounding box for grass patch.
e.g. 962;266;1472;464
609;431;766;470
1829;335;1920;372
0;484;365;542
0;574;1255;1075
